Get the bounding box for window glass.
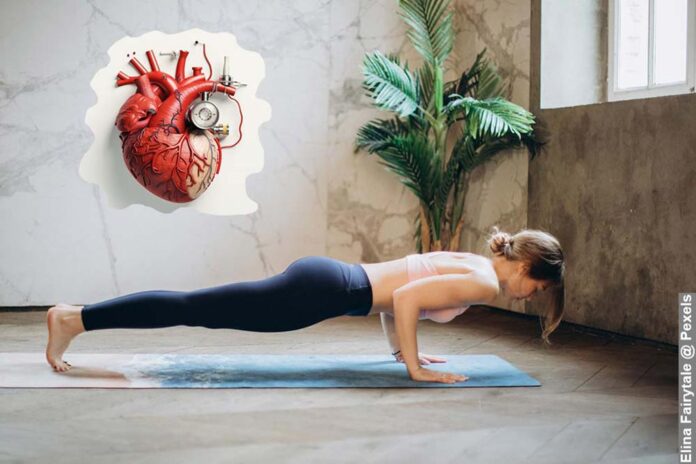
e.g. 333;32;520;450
617;0;649;89
654;0;689;85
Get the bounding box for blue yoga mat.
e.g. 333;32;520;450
118;353;541;388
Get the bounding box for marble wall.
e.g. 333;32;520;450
1;0;331;306
1;0;531;314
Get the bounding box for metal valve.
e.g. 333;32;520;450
217;56;246;87
213;123;230;137
220;56;233;86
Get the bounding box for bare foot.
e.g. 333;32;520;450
46;303;86;372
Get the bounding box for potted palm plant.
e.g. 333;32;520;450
354;0;543;252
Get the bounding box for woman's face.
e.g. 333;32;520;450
505;262;550;301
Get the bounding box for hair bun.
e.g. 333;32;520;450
488;226;513;256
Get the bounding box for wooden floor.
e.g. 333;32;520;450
0;307;677;464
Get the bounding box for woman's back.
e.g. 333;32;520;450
360;251;494;315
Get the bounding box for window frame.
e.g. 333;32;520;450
608;0;696;102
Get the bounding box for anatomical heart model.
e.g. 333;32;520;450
81;29;271;214
115;48;237;203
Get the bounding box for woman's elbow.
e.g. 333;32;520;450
392;290;418;316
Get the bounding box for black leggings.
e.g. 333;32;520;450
81;256;373;333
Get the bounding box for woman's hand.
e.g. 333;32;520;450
394;352;447;365
409;367;469;384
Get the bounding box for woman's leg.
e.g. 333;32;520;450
80;256;371;332
46;256;372;370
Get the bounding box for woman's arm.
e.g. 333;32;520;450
382;312;450;365
380;312;401;354
392;273;498;379
392;291;424;377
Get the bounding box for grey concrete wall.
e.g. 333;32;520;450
530;1;695;344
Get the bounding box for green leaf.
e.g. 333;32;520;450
354;117;411;154
417;62;436;113
471;135;526;167
470;130;543;170
362;51;421;117
444;49;508;102
445;96;534;139
448;49;487;98
369;132;437;204
435;135;475;211
475;58;507;99
398;0;453;66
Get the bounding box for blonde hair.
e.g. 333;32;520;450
487;226;566;346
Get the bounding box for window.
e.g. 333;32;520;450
608;0;696;101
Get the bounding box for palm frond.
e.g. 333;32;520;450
398;0;453;66
435;135;475;210
474;56;507;99
417;62;436;114
438;129;541;209
444;49;508;102
445;49;487;99
372;132;436;204
520;117;549;160
472;133;535;167
362;50;420;117
354;117;412;154
445;96;534;139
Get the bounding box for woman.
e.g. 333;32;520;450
46;227;565;384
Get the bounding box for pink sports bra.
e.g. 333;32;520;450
407;251;470;323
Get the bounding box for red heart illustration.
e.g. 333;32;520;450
115;50;236;203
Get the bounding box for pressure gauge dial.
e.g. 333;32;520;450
188;100;220;130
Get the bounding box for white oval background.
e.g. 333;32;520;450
80;28;272;215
